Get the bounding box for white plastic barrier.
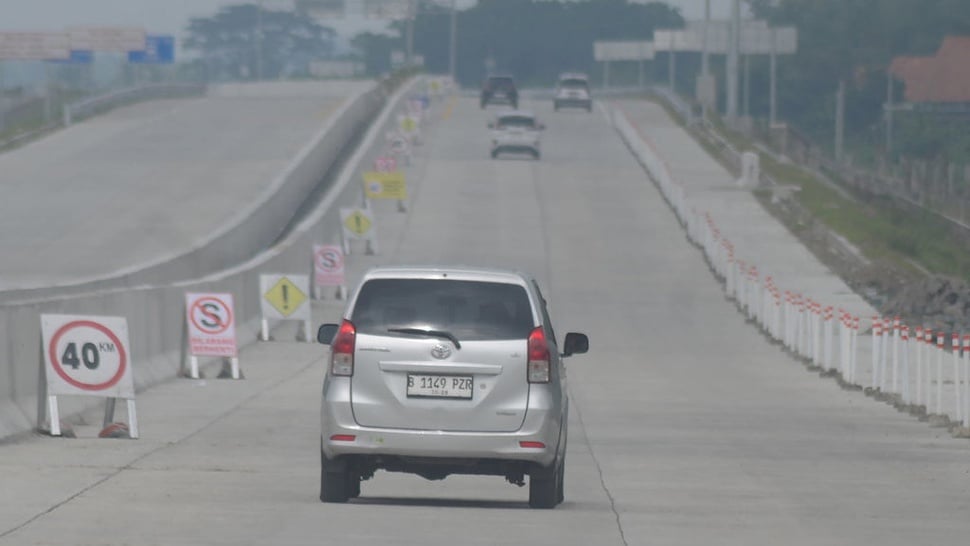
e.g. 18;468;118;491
610;100;970;434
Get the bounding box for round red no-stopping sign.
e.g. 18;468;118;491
189;296;233;335
48;320;127;391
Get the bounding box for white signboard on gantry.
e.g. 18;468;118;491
363;0;410;20
0;31;70;60
593;41;655;62
654;23;797;55
68;26;146;52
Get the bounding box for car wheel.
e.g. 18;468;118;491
491;149;499;159
320;452;350;503
556;453;565;504
529;457;561;509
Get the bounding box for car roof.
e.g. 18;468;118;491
360;265;534;286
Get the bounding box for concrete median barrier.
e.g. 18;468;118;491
0;77;424;440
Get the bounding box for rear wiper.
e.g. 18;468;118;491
387;328;462;349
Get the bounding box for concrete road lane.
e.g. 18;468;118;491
2;96;970;546
0;81;369;291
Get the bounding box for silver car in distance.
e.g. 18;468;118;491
488;110;545;160
317;266;589;508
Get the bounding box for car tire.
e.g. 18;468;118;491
556;453;566;504
529;457;562;509
491;149;499;159
553;102;559;111
320;452;350;503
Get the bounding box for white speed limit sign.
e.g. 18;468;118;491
42;314;134;398
40;314;138;438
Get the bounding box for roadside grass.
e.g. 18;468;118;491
652;93;970;281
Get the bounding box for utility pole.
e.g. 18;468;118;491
256;0;263;80
449;0;457;80
769;27;777;126
405;0;415;65
701;0;710;77
726;0;741;124
885;71;894;156
835;79;845;162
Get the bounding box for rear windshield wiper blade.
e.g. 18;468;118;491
387;328;462;349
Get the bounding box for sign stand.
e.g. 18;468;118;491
40;314;139;439
185;293;241;380
340;207;378;256
259;274;312;342
313;244;347;301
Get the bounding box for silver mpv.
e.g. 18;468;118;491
317;266;589;508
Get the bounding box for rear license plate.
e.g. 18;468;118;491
407;374;473;399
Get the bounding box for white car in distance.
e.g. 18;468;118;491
489;110;545;160
553;73;593;112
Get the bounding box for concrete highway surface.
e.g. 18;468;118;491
2;95;970;545
0;81;368;292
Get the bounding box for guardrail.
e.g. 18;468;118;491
0;84;208;153
63;83;206;126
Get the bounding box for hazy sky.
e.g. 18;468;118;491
0;1;735;38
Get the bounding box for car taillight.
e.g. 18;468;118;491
527;326;550;383
330;320;356;376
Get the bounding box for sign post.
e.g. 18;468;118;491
259;274;312;342
313;244;346;300
184;293;240;379
40;314;138;438
339;207;378;255
363;170;409;212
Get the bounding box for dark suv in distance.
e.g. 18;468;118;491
480;75;519;109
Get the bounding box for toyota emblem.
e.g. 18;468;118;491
431;344;452;359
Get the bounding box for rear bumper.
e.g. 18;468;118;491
321;377;562;467
493;144;540;155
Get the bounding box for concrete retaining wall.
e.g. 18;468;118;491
0;77;421;439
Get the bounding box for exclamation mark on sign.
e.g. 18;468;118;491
355;214;362;233
282;284;289;310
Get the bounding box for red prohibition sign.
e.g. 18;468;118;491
190;296;233;335
316;248;343;272
48;320;127;391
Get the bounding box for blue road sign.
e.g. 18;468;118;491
128;35;174;64
47;50;94;64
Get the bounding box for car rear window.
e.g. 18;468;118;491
487;78;515;90
351;279;535;341
560;79;589;90
497;116;536;129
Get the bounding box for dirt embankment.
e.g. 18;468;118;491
757;188;970;332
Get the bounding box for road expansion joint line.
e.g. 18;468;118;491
570;391;630;546
0;353;322;541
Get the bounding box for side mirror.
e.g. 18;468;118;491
562;332;588;357
317;323;339;345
